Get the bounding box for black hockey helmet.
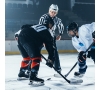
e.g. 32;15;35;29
66;22;79;37
66;22;78;32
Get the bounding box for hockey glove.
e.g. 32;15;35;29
87;51;91;58
46;59;53;68
14;34;18;40
78;51;86;62
56;34;61;40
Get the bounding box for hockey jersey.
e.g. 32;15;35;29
16;24;55;61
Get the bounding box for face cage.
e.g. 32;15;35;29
67;29;77;37
67;30;71;37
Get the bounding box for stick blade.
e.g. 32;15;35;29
28;81;44;87
70;78;83;85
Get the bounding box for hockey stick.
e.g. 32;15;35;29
64;41;95;77
41;54;83;84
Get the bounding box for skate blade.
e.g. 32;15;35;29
28;81;44;87
17;77;29;81
74;74;84;78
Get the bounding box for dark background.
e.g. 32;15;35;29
5;0;95;40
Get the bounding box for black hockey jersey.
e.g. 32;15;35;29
18;24;55;61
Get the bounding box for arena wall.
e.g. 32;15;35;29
5;40;77;55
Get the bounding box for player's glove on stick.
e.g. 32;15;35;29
87;51;91;58
46;59;53;68
78;51;86;62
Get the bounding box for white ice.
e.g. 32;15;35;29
5;53;95;90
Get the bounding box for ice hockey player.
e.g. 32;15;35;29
16;17;55;84
39;4;64;75
66;22;95;78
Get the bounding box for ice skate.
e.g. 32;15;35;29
74;65;87;78
74;71;85;78
28;71;44;87
17;70;29;80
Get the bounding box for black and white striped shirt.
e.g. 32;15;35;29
39;13;64;37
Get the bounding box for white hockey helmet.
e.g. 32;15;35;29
49;4;59;12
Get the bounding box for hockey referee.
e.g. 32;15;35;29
39;4;64;75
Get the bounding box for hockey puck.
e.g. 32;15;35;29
47;78;51;80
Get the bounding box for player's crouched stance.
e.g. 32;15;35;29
67;22;95;78
17;18;55;86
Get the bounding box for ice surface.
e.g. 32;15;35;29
5;53;95;90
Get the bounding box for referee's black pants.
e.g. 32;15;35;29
53;36;61;71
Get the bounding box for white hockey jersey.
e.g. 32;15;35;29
72;22;95;52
